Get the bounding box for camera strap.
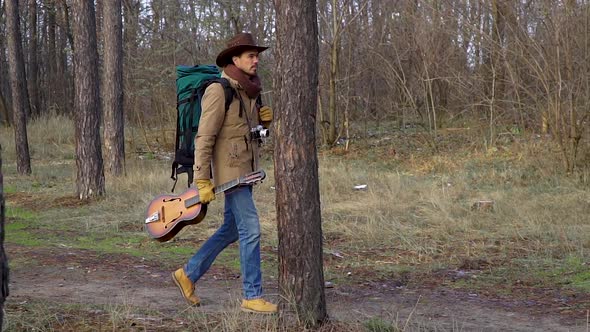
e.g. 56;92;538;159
236;91;254;138
236;90;257;172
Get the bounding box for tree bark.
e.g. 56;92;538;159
6;0;32;175
0;144;9;331
72;0;105;199
273;0;327;327
102;0;125;176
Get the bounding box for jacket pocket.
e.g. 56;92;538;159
226;136;248;168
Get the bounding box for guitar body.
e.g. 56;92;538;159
145;187;208;242
144;169;266;242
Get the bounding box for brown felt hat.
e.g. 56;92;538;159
216;33;268;67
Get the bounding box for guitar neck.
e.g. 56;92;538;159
184;179;241;209
214;179;240;194
184;170;264;208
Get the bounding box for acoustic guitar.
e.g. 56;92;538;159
144;169;266;242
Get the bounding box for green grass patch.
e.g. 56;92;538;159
3;185;17;194
5;206;39;222
5;220;45;246
548;255;590;292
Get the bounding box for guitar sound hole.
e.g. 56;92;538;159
167;212;183;227
163;197;181;203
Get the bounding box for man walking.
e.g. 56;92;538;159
171;32;277;314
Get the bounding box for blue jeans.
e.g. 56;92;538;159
184;185;263;299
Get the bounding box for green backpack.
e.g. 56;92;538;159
171;65;234;191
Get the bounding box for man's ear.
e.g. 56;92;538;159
232;55;239;65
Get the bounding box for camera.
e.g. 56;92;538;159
250;125;270;140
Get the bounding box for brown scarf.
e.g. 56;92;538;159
224;64;262;99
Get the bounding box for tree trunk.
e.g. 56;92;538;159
273;0;327;327
0;93;9;126
72;0;105;199
0;144;10;331
46;0;58;111
122;0;139;127
57;0;74;115
0;0;9;119
27;0;40;118
327;0;339;146
102;0;125;176
6;0;32;175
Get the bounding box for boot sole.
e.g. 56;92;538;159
171;271;200;306
240;307;277;314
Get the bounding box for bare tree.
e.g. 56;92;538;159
0;144;8;331
0;0;9;125
102;0;125;176
45;0;58;111
27;0;40;118
5;0;32;175
72;0;105;199
56;0;74;114
274;0;327;327
318;0;368;146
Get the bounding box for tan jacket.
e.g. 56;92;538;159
193;71;261;187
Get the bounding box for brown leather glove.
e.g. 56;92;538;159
196;179;215;204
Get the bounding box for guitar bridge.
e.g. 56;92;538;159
145;211;160;224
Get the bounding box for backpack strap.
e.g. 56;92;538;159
197;78;234;111
170;78;235;191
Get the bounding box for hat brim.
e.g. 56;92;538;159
216;45;269;67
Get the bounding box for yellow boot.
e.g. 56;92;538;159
240;298;278;314
171;268;200;306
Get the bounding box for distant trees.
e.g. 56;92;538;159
71;0;105;199
5;0;31;175
274;0;327;327
0;0;588;179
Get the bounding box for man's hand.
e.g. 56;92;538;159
259;105;273;123
196;179;215;204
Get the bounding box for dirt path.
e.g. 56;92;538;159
7;244;588;331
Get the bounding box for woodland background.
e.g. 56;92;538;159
1;0;589;176
1;1;590;330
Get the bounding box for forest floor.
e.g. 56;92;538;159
5;239;589;331
2;121;590;331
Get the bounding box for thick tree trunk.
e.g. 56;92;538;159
6;0;32;175
72;0;105;199
0;145;9;331
273;0;327;327
102;0;125;176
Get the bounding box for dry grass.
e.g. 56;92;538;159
1;114;589;330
